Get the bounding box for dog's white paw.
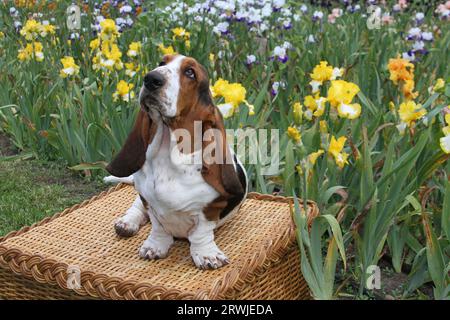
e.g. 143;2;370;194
190;246;230;270
139;238;173;260
114;217;139;238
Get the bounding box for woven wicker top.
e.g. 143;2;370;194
0;184;317;299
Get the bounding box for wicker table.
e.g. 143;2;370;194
0;184;317;300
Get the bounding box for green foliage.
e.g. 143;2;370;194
293;195;346;300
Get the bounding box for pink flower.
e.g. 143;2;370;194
328;14;336;24
332;8;343;17
328;8;342;24
398;0;408;9
394;0;408;11
382;14;394;25
436;1;450;20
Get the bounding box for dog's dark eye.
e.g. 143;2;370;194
158;61;166;66
184;68;195;79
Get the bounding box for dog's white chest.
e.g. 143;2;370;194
134;124;219;238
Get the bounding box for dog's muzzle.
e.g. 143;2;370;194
139;74;169;122
144;71;165;91
140;71;164;109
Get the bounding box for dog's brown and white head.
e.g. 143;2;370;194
139;54;213;121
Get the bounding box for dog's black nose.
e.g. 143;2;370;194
144;71;165;91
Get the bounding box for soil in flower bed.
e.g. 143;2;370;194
336;258;434;300
0;133;16;157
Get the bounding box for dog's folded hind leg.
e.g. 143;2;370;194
114;195;149;237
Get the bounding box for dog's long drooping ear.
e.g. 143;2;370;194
106;109;155;177
202;106;246;221
203;107;245;199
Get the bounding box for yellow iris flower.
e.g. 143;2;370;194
308;149;324;165
309;61;344;93
440;135;450;154
440;113;450;154
326;80;362;119
17;43;33;61
17;42;44;62
90;38;100;51
172;27;190;40
212;78;253;117
287;127;302;144
59;56;80;78
432;78;445;92
303;94;327;119
158;44;176;55
20;19;41;41
398;101;427;127
211;78;229;98
125;62;140;77
40;24;55;37
223;83;246;107
337;103;362;120
113;80;135;102
442;113;450;136
100;42;123;70
328;136;349;169
100;19;119;40
127;41;142;57
327;80;360;107
310;61;333;83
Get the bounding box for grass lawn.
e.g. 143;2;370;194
0;155;108;236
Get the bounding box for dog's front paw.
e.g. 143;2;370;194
114;218;139;238
190;245;230;270
139;238;173;260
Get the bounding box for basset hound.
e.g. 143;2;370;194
105;54;248;269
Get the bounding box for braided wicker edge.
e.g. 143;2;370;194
0;184;318;300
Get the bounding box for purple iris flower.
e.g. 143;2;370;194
283;21;292;30
278;55;289;63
